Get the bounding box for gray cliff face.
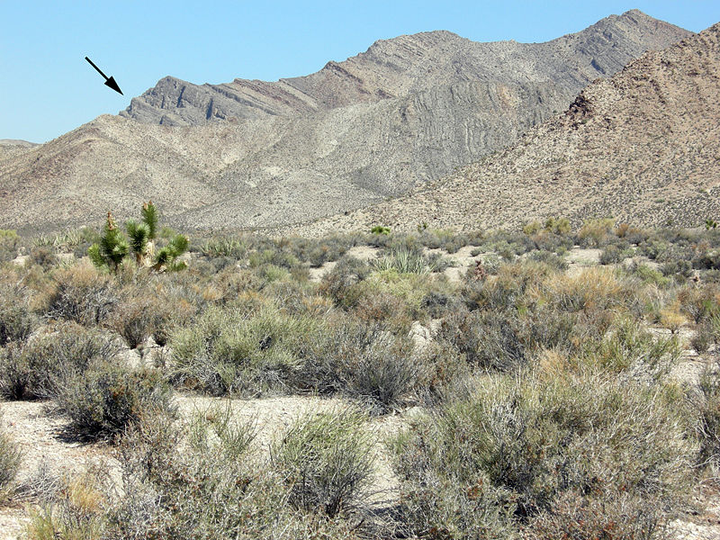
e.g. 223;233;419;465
0;11;695;232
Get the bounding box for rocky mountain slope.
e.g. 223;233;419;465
122;10;688;127
292;21;720;236
0;11;690;233
0;140;38;162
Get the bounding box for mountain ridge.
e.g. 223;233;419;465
283;21;720;237
121;10;689;126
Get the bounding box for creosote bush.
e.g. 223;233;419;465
0;322;118;400
42;263;118;326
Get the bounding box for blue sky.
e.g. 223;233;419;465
2;1;719;143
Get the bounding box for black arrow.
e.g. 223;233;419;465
85;56;123;95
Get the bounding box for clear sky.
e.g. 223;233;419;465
2;1;719;144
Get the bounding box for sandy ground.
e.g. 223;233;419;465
0;393;412;539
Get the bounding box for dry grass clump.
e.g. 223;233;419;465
392;370;698;539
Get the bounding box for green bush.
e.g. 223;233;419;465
0;282;36;345
171;305;319;396
273;410;374;518
319;256;372;309
393;371;697;538
56;363;175;441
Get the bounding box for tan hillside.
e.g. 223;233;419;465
291;21;720;236
0;11;689;233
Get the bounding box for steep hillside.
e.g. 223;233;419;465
292;22;720;236
0;11;690;233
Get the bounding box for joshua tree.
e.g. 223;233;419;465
88;212;129;272
89;202;188;272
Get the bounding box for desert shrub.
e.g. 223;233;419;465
529;230;574;254
25;468;109;540
438;305;576;373
319;256;372;309
28;246;58;269
285;234;357;267
592;317;681;379
0;411;21;501
438;308;526;371
624;262;670;288
42;263;118;326
103;407;372;538
678;283;720;323
420;290;460;319
273;410;374;518
110;287;181;348
528;249;568;271
171;305;319;396
0;323;118;400
544;216;572;235
248;248;300;270
0;282;37;345
661;259;693;279
576;217;616;247
299;318;419;414
692;322;714;353
56;362;174;441
543;267;636;315
464;261;551;311
392;371;697;538
696;363;720;474
599;244;624;265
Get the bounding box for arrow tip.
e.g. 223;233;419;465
104;76;123;95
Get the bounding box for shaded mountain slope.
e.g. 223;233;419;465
289;22;720;236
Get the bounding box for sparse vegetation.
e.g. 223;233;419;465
2;222;720;537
